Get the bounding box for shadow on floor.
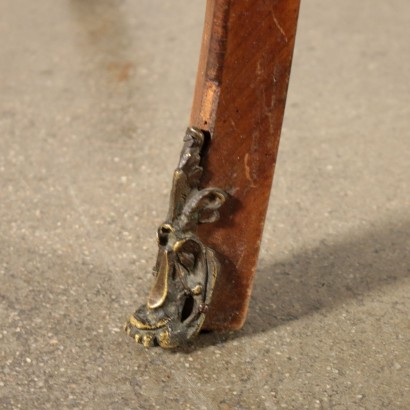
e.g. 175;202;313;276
190;214;410;350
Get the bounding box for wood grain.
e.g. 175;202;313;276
190;0;301;330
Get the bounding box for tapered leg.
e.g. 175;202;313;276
191;0;301;330
126;0;301;347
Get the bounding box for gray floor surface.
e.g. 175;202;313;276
0;1;409;409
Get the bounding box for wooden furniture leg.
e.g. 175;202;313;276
192;0;301;330
125;0;301;347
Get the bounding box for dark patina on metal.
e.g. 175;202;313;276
125;127;227;348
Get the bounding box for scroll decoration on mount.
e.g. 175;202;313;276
125;127;227;348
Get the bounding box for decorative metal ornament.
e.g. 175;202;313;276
125;127;227;348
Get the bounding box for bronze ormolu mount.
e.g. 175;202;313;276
125;127;227;348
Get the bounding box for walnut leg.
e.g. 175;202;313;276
126;0;301;347
191;0;301;330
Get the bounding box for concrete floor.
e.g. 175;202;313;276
1;1;409;409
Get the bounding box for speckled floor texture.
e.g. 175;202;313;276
1;1;409;409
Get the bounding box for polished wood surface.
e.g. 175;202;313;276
191;0;301;330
